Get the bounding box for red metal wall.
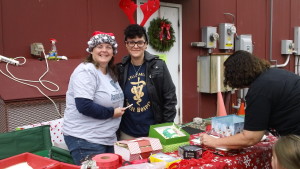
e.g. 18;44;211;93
164;0;300;122
0;0;129;60
1;0;300;123
0;0;129;102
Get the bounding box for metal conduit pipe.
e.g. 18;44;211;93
271;54;291;68
269;0;290;68
232;98;241;109
269;0;277;65
232;88;248;109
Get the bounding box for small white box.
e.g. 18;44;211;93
281;40;293;55
235;34;253;53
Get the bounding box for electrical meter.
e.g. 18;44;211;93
219;23;236;49
202;26;218;48
235;34;253;53
281;40;294;55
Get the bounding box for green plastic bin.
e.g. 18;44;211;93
0;125;52;159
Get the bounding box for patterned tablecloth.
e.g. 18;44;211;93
167;135;277;169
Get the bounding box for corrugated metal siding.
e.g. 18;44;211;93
236;0;267;59
1;0;89;59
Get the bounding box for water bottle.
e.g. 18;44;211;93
49;38;58;59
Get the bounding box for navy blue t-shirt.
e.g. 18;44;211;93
244;68;300;136
120;63;155;137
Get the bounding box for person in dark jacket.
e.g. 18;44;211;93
200;50;300;150
117;24;177;139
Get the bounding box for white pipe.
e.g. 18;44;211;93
269;0;276;65
232;98;241;109
271;55;291;68
217;56;221;92
269;0;290;68
232;89;242;109
296;56;300;75
232;88;248;109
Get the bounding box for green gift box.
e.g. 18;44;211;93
149;122;190;145
162;141;190;153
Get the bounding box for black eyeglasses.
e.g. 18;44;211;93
125;41;146;47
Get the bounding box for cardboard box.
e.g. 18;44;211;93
211;115;244;137
114;137;162;161
149;123;190;145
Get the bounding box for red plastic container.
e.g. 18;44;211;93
48;162;80;169
0;152;58;168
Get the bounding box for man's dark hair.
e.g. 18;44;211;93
224;50;271;88
124;24;148;43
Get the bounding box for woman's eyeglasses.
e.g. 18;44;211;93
125;41;146;47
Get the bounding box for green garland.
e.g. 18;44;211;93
147;18;176;52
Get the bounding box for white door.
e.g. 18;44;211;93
137;1;182;124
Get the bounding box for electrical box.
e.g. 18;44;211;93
235;34;253;53
202;27;218;48
219;23;236;49
197;55;231;93
30;43;44;56
281;40;293;55
294;27;300;55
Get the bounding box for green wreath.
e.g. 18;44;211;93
147;18;176;52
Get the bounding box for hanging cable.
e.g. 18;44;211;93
0;51;62;117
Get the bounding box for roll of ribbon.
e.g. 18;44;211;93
92;153;120;168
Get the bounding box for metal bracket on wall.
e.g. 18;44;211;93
191;42;206;47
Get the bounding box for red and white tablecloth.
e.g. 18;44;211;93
167;135;277;169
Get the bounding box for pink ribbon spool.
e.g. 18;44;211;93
92;153;120;169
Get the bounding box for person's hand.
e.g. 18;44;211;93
113;107;126;118
199;133;218;148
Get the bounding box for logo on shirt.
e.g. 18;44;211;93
131;77;146;106
110;80;124;102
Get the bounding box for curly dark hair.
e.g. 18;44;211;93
84;54;118;82
124;24;148;43
223;50;271;88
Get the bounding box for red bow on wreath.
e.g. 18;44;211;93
159;21;171;41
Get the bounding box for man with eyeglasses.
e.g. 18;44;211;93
117;24;177;140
